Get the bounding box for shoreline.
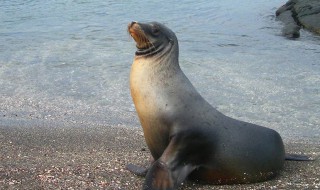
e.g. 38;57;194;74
1;124;319;189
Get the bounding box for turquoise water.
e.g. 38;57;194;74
0;0;319;140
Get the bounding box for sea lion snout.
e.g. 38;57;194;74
127;21;138;37
129;21;137;27
131;21;138;26
128;22;155;52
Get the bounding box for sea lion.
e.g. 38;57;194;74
127;21;311;190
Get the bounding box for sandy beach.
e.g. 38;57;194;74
1;123;319;190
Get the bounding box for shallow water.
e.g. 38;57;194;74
0;0;319;141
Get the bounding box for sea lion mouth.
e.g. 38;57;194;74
128;22;164;56
128;22;152;49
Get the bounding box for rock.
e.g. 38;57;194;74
293;0;320;34
276;0;298;16
276;0;320;37
277;10;301;38
282;23;301;38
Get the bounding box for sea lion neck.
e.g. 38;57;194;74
135;39;174;58
134;45;180;75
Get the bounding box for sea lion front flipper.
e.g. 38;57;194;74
143;160;175;190
126;163;149;176
144;135;197;190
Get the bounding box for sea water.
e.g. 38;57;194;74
0;0;319;141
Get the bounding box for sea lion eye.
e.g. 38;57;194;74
152;25;160;35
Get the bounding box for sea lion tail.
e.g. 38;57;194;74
285;153;314;161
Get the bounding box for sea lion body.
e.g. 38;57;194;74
127;21;298;189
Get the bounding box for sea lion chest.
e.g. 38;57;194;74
130;58;172;159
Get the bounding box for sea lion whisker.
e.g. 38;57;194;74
138;31;150;49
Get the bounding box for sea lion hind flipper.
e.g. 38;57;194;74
126;163;149;176
285;153;314;161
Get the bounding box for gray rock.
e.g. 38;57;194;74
276;0;297;16
293;0;320;34
276;0;320;37
282;23;301;39
276;4;301;38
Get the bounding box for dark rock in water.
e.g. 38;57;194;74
276;0;298;16
293;0;320;34
282;24;301;38
277;9;301;38
276;0;320;37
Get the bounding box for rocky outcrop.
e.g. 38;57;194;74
276;0;320;38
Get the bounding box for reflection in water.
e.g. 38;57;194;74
0;0;319;140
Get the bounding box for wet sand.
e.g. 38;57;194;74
0;124;319;189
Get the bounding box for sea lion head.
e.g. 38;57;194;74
128;21;178;57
